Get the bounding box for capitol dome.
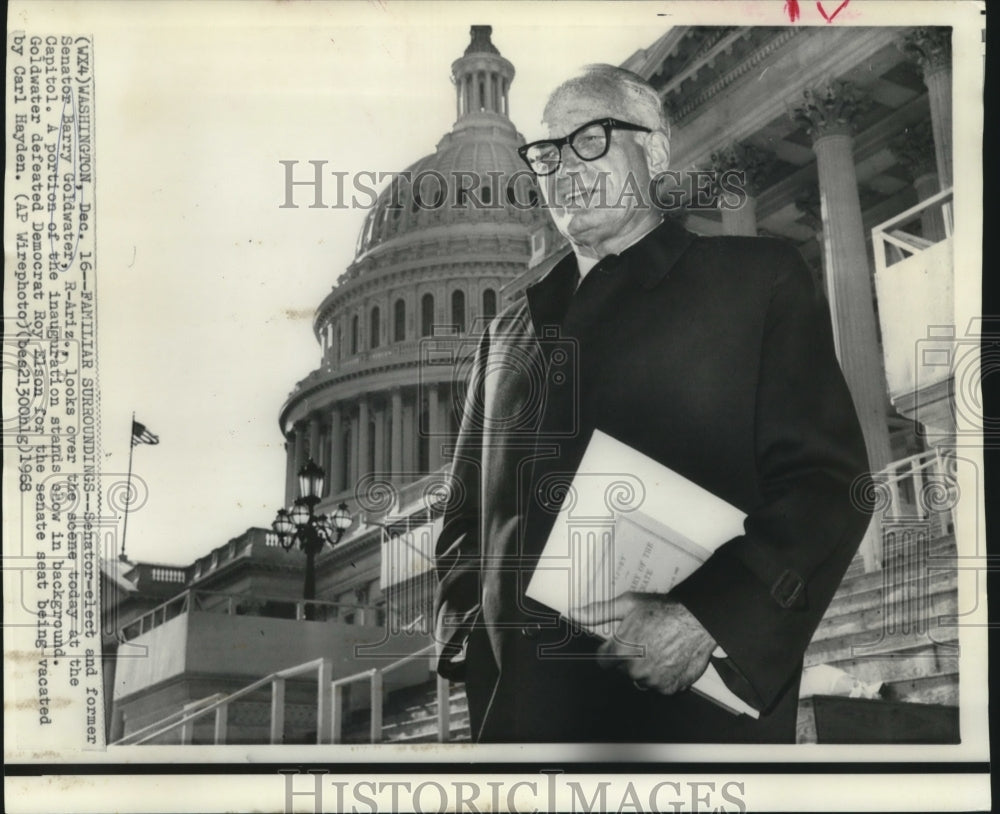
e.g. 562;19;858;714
279;25;546;520
350;124;540;263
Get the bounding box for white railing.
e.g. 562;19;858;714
330;643;450;744
113;658;335;745
872;187;953;275
112;644;449;746
875;447;956;553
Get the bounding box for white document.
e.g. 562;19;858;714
525;430;759;718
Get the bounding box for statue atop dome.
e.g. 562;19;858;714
464;25;500;56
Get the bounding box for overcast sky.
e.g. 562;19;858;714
87;2;686;565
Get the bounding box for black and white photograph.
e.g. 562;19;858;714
3;1;989;811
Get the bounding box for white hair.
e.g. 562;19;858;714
543;64;670;139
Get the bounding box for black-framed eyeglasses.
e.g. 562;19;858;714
517;118;652;177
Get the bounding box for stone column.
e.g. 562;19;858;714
328;405;343;496
348;409;359;495
794;81;894;570
440;383;455;464
284;438;296;507
709;142;774;236
427;384;442;471
318;424;329;492
402;401;415;473
357;398;370;486
890;120;945;242
293;425;307;481
373;403;386;478
390;389;403;480
307;415;321;466
901;28;953;188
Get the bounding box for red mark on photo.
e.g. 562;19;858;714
816;0;850;23
785;0;801;23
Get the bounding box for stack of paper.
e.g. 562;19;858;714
525;430;758;718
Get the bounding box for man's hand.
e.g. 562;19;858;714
574;593;717;694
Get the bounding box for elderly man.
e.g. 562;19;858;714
434;64;872;743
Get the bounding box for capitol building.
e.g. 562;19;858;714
103;24;962;747
276;25;547;634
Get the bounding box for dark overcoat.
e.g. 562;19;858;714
434;218;872;743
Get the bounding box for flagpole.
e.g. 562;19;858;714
121;411;136;562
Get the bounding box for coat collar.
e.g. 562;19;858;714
524;217;696;336
620;216;696;291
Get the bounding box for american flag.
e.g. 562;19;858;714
131;420;160;447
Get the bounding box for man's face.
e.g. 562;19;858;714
539;90;654;256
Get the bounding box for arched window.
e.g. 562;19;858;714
394;298;406;343
482;289;497;320
370;306;381;349
421;293;435;338
451;290;466;334
350;314;359;355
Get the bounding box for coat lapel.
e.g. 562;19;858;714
524;253;579;339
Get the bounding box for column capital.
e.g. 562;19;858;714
708;142;775;198
899;27;952;78
792;81;871;141
889;120;937;180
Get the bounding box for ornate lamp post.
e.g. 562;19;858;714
271;459;352;620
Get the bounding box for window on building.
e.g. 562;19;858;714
350;315;359;354
451;289;466;334
482;288;497;320
421;293;435;337
370;306;381;349
394;298;406;342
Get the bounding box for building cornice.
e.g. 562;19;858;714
671;27;899;170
